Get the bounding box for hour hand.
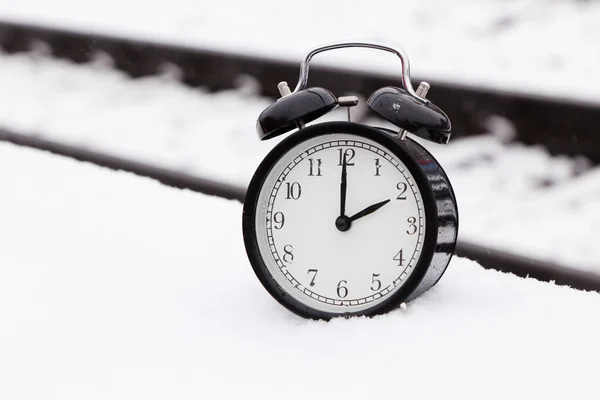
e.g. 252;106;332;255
348;199;390;222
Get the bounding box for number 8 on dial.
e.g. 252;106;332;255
242;42;458;320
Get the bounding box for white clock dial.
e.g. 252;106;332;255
255;133;425;314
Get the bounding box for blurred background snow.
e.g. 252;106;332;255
1;0;599;101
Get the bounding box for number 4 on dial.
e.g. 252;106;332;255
393;249;405;266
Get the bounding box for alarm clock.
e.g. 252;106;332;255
242;42;458;320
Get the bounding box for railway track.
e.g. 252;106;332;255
2;126;600;292
0;19;598;291
0;19;599;162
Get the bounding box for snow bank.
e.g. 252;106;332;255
1;0;599;103
1;142;599;399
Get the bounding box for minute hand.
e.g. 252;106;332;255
340;155;347;217
348;199;391;222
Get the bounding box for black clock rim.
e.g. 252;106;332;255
242;121;439;320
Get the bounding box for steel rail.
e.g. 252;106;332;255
0;19;599;161
1;127;599;293
0;128;245;201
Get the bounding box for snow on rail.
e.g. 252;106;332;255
0;0;599;104
0;51;597;272
0;141;599;400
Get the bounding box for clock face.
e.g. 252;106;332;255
253;132;426;315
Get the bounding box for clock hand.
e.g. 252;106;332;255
348;199;391;222
335;154;353;232
340;153;347;217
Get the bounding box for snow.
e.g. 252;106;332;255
1;140;600;400
1;0;600;104
0;51;598;272
0;52;347;183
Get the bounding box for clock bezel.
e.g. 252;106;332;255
243;121;441;320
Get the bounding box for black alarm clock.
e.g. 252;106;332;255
242;42;458;320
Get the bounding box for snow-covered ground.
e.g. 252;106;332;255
1;141;600;400
1;0;600;104
0;51;597;272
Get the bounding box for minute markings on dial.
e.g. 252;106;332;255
264;138;425;307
